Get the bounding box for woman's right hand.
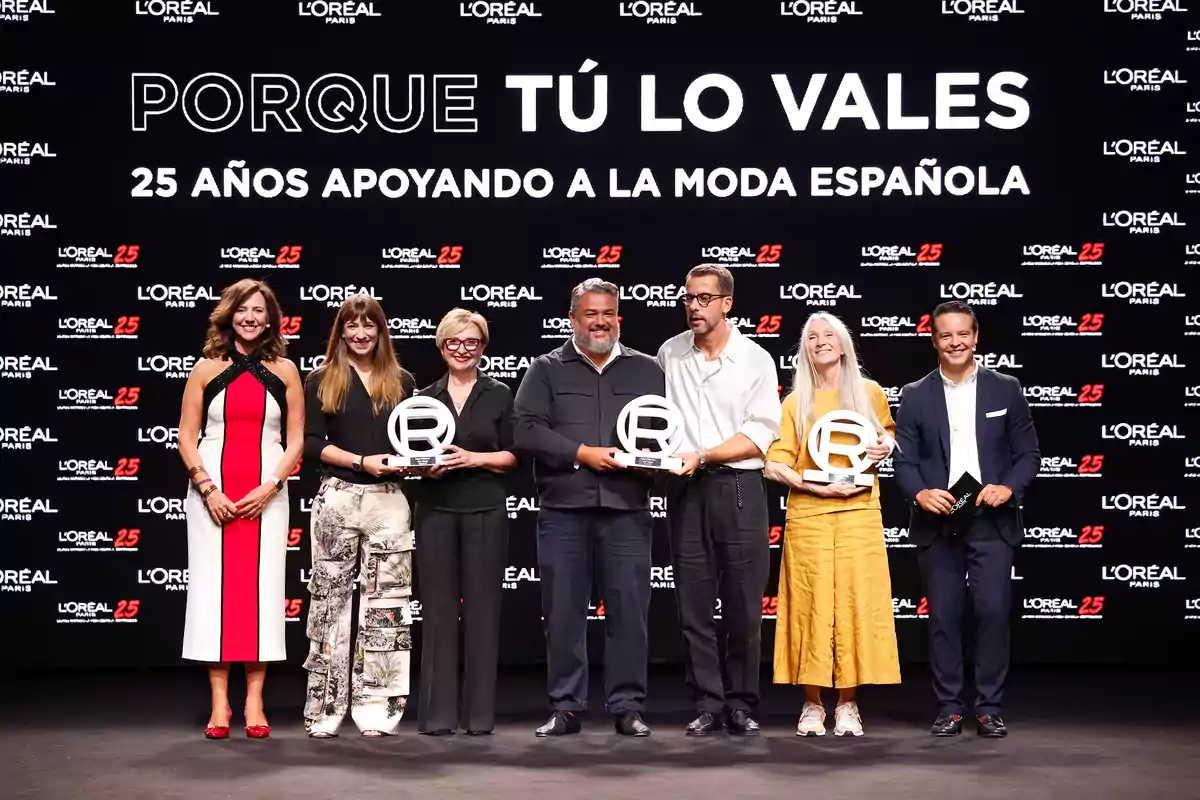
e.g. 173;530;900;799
204;489;239;525
361;454;404;477
803;481;868;498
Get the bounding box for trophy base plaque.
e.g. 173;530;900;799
803;469;875;487
615;452;684;470
385;455;444;468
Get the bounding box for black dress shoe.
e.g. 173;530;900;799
535;711;581;737
725;709;761;737
976;714;1008;738
419;728;455;736
930;712;963;737
614;711;651;736
685;711;722;736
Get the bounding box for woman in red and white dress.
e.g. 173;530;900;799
178;278;304;740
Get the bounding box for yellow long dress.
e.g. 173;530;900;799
766;381;901;688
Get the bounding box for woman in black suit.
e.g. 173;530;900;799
415;308;517;736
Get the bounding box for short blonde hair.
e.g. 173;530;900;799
435;307;490;350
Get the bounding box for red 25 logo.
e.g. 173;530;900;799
115;387;141;406
917;243;942;263
1078;384;1104;404
1078;313;1104;333
756;244;782;263
1079;525;1104;545
1079;242;1105;262
1079;596;1105;615
115;457;141;477
276;245;302;265
115;599;141;619
756;315;782;335
114;244;140;264
115;528;141;548
115;316;140;335
279;316;302;336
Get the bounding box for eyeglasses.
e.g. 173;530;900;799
443;338;482;353
679;293;730;308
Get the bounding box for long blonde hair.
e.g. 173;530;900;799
788;312;885;441
310;294;406;415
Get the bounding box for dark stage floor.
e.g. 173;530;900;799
6;664;1198;799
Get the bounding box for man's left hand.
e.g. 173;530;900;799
670;452;701;478
976;484;1013;507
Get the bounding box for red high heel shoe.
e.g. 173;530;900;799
244;707;271;739
205;707;234;740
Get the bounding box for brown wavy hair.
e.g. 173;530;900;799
311;294;406;415
203;279;286;360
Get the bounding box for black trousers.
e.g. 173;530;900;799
536;507;652;714
415;507;508;733
917;511;1014;717
667;469;770;714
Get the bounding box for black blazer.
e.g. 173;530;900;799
893;365;1040;547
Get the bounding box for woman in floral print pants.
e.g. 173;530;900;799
304;478;414;737
301;294;418;738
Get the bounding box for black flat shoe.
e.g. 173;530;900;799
419;729;455;736
930;713;963;737
976;714;1008;738
535;711;581;737
725;709;760;737
686;711;722;736
614;711;651;737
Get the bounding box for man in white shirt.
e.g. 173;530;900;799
656;264;782;737
893;301;1040;740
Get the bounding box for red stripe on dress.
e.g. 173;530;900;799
220;371;266;662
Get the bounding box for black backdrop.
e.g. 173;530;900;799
2;0;1197;669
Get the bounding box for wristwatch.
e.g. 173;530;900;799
271;476;285;492
352;456;363;472
697;452;707;470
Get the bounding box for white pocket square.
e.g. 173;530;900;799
985;408;1007;418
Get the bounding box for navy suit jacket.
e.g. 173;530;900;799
893;365;1040;547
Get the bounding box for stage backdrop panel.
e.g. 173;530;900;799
1;0;1196;668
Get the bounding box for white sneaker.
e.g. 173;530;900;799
834;701;864;737
796;701;826;737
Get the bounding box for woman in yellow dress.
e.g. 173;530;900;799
764;312;900;737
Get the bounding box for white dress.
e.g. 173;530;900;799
182;352;289;663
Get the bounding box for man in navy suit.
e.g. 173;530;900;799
894;301;1040;739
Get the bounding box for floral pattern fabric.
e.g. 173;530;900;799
303;477;414;736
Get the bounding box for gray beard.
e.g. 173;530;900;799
574;329;617;356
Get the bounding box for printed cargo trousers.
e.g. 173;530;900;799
303;477;414;736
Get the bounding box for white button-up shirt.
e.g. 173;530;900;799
941;364;981;487
656;323;782;470
573;338;622;373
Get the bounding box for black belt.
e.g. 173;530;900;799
695;465;758;507
698;464;757;474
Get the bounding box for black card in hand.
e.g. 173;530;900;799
944;473;984;534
